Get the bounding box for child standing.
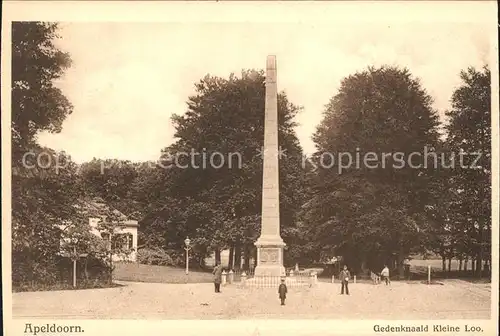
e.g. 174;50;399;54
278;278;288;305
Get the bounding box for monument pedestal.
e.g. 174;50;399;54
254;236;286;277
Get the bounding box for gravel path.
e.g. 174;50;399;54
12;280;490;319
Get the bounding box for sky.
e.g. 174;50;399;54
37;20;492;163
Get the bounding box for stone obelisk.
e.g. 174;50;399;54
254;55;286;277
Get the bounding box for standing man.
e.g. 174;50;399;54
381;265;391;285
212;261;223;293
339;264;351;295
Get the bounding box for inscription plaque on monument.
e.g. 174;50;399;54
259;248;279;263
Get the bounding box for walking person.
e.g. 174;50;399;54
278;277;288;305
339;265;351;295
381;265;391;285
212;261;223;293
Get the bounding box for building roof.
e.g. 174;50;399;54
74;197;138;225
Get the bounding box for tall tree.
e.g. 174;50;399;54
306;66;441;277
12;149;83;286
11;22;78;287
78;159;141;216
445;66;491;277
141;70;307;268
11;22;73;163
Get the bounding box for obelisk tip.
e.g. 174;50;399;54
266;55;276;70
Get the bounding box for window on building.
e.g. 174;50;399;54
100;232;111;250
111;233;133;250
127;233;133;249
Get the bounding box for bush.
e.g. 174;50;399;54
12;254;114;292
137;247;175;266
12;250;60;287
56;255;112;283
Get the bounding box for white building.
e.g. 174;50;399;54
60;198;139;262
88;217;139;262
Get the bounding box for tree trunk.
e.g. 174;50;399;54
458;258;463;272
484;260;490;275
397;248;405;279
485;224;491;276
199;255;206;269
477;225;483;278
254;248;258;269
84;258;89;281
228;245;235;269
464;257;468;271
108;253;113;284
447;257;452;273
215;249;221;264
234;242;242;270
243;244;250;270
441;256;446;272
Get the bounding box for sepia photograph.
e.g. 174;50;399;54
2;1;498;335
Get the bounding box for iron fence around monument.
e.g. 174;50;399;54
229;268;314;288
231;268;255;279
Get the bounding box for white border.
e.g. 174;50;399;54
2;1;498;335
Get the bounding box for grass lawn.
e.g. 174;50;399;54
409;258;473;271
408;259;491;281
114;260;489;285
113;263;214;283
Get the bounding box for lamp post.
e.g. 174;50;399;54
184;237;191;275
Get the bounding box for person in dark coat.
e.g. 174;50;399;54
339;264;351;295
278;278;288;305
212;261;223;293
